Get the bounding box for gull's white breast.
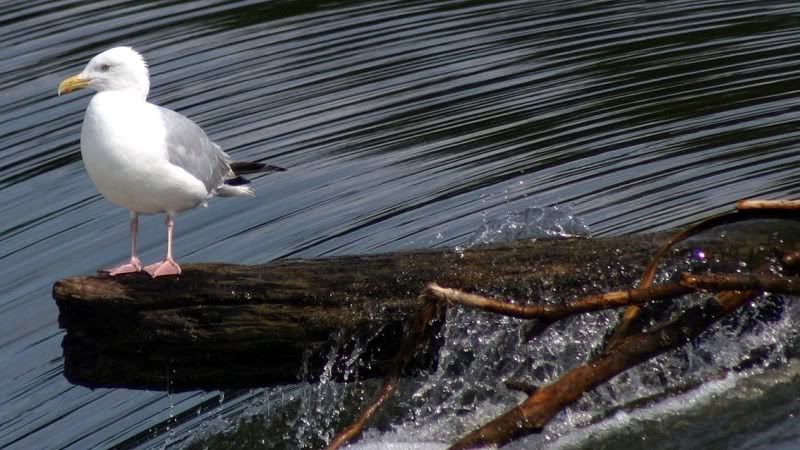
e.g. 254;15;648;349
81;92;208;214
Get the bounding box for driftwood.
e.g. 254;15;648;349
55;232;699;391
54;226;782;392
53;258;449;392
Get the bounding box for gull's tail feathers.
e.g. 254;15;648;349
219;161;285;197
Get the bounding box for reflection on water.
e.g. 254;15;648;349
1;0;800;448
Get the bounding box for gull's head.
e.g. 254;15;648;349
58;47;150;99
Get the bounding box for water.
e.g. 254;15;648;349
2;0;800;448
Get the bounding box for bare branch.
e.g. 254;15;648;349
425;283;693;321
736;199;800;210
682;272;800;295
503;379;539;395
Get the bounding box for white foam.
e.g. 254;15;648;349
547;372;739;449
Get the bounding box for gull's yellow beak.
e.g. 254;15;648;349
57;74;90;96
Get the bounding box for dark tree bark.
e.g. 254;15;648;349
53;228;788;392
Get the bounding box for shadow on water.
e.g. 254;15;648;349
1;0;800;449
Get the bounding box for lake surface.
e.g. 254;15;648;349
2;0;800;449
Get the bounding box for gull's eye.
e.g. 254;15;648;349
101;64;111;72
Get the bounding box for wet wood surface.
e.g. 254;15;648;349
53;228;787;392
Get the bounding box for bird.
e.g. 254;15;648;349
57;46;284;278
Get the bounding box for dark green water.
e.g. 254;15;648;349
1;1;799;448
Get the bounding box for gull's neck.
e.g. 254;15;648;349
103;86;149;101
88;90;149;118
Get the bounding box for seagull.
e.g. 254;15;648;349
58;46;284;278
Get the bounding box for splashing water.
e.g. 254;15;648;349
466;206;590;247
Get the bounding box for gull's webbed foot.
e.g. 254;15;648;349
144;258;181;278
101;257;143;275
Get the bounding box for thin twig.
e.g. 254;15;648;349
682;272;800;295
426;282;693;321
503;379;539;395
736;199;800;210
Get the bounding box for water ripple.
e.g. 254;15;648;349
2;0;800;448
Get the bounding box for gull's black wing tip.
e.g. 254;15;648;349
263;164;287;172
230;161;287;175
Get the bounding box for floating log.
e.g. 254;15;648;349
53;227;792;392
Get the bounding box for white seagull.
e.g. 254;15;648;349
58;46;284;278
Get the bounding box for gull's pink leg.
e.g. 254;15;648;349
103;212;143;275
145;214;181;278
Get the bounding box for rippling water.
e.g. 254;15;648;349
2;1;800;449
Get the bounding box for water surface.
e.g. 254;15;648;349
2;1;800;448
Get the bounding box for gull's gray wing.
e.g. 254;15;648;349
157;105;233;193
